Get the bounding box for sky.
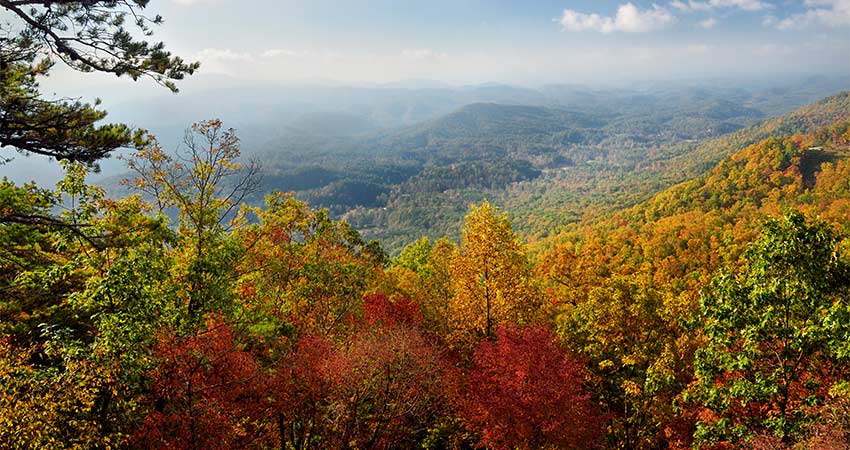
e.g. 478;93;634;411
40;0;849;90
79;0;847;86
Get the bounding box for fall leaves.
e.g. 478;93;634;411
461;325;602;450
448;202;544;348
2;119;850;449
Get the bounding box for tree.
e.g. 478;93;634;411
0;61;138;164
0;163;107;345
0;0;197;164
235;192;384;338
263;293;446;450
0;8;199;439
136;317;263;450
558;275;697;450
0;336;125;449
385;236;456;337
448;201;542;349
265;334;336;450
0;162;191;448
459;324;603;450
0;177;73;341
692;211;850;446
325;316;446;449
393;236;435;277
125;120;260;318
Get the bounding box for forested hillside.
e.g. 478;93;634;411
346;92;850;251
509;92;850;237
535;114;850;449
1;2;849;449
94;81;847;254
3;97;849;448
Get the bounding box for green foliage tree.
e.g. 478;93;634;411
0;162;180;447
384;236;456;337
125;120;260;318
692;211;850;446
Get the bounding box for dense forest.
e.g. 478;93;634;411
233;84;845;253
2;2;850;450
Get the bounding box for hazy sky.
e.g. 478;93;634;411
45;0;849;88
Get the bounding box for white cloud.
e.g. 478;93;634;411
670;0;711;11
709;0;769;10
671;0;770;12
400;48;449;60
774;0;850;29
559;3;676;33
195;48;254;63
192;48;255;75
700;17;718;27
260;48;301;58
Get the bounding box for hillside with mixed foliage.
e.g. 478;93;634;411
344;92;849;251
1;3;850;448
535;112;850;449
94;82;847;253
3;90;850;448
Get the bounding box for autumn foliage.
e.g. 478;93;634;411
460;324;604;450
2;107;849;450
136;317;263;450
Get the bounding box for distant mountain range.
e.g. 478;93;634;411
8;74;847;252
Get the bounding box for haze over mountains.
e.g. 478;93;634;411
104;73;847;138
8;73;847;252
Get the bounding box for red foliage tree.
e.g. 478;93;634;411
264;293;448;450
325;324;446;449
361;292;424;329
460;324;604;450
265;334;337;450
135;317;263;450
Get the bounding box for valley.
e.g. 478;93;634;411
2;1;849;447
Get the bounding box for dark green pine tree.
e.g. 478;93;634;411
0;0;198;165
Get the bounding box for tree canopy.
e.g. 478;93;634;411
0;0;197;164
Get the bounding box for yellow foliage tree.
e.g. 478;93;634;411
0;339;122;449
235;192;385;338
447;201;543;350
